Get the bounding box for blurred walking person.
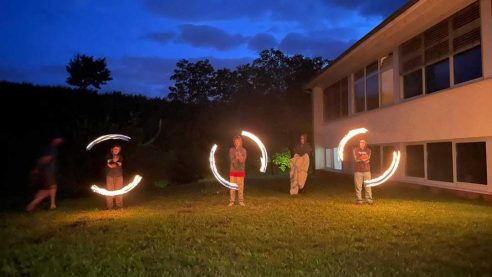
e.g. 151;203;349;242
26;137;64;212
290;134;312;195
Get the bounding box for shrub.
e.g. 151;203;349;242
272;148;291;172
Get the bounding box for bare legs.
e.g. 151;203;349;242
26;187;57;212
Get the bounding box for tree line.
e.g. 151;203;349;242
0;49;328;199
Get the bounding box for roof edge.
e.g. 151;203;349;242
305;0;420;90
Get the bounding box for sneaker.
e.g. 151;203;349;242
239;202;246;207
228;202;234;207
355;201;363;205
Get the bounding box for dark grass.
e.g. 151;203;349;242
1;172;492;276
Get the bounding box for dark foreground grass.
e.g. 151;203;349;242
1;173;492;276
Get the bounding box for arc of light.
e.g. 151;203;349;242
337;128;368;161
209;144;238;190
86;134;131;151
91;175;143;196
364;151;401;187
241;130;268;173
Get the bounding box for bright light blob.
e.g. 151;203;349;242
86;134;131;151
209;144;239;190
337;128;368;161
241;130;268;172
91;175;143;196
364;151;401;187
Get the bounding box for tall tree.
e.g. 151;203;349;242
66;54;112;90
167;59;216;104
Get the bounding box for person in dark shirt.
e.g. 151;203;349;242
290;134;312;195
353;139;373;204
105;145;124;209
26;137;64;212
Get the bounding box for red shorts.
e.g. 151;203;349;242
229;171;245;177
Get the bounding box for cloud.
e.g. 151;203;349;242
143;0;408;22
106;56;252;97
143;31;176;44
176;24;247;51
327;0;409;18
0;64;66;86
144;0;268;21
278;32;352;58
247;33;278;52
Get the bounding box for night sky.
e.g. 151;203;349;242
0;0;407;98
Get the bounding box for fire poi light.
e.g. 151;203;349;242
364;151;401;187
86;134;131;150
86;133;143;195
241;130;268;173
337;128;400;187
337;128;368;161
209;144;239;190
91;175;143;196
209;130;268;190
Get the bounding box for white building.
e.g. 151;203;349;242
306;0;492;195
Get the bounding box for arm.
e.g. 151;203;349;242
107;159;116;168
353;148;362;162
229;148;235;163
116;155;123;167
363;149;371;163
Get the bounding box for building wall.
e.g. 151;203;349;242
311;0;492;194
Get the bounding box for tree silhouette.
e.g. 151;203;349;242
66;54;112;90
168;59;216;104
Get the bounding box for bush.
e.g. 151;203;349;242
272;148;291;172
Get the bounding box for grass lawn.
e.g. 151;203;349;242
1;172;492;276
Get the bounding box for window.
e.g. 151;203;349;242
325;148;342;170
406;145;425;177
333;147;342;170
399;1;481;98
370;145;381;174
425;59;450;93
380;55;394;106
452;2;482;84
354;62;380;113
323;78;348;122
427;142;453;182
456;142;487;184
354;70;365;113
340;79;348;116
382;145;396;169
325;148;333;168
366;62;379;110
454;45;482;84
403;69;423;99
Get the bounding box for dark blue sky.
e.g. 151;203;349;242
0;0;407;98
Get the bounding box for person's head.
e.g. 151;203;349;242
233;135;242;148
359;139;367;149
52;137;64;147
300;134;307;144
111;145;121;155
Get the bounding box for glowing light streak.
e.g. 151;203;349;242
86;134;131;151
209;144;238;190
91;175;142;196
364;151;401;187
241;130;268;172
337;128;368;161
